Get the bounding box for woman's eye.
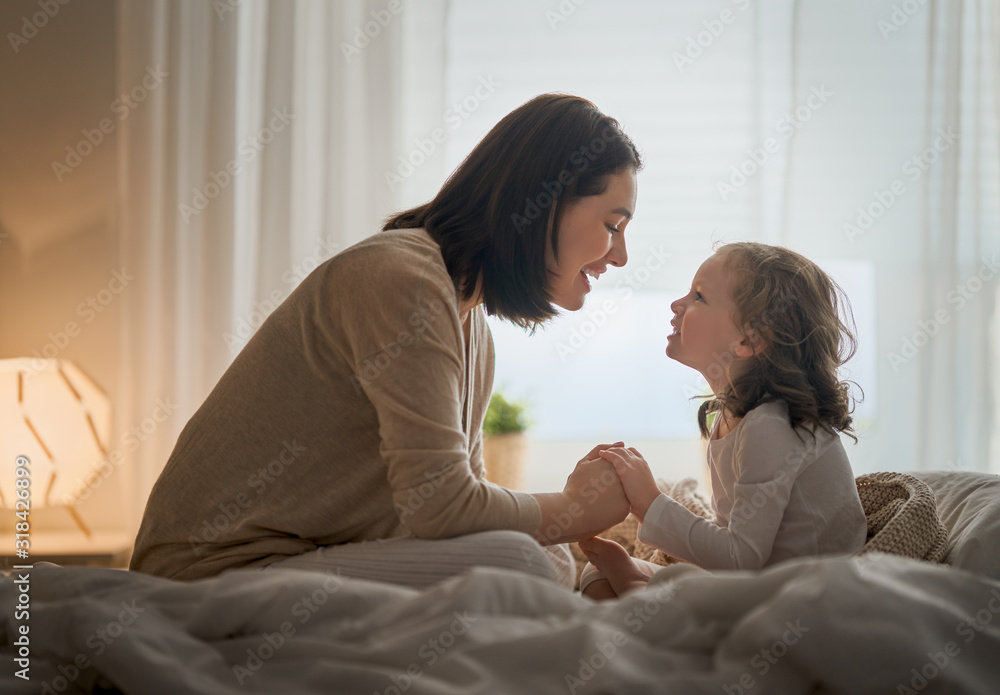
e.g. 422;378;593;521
606;224;619;234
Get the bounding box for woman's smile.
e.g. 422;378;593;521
548;169;637;311
580;265;605;291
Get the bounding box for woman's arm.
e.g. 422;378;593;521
335;243;628;543
338;249;546;540
530;444;631;545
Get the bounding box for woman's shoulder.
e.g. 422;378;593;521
336;228;441;271
320;228;455;296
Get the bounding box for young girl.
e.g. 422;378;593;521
579;242;868;599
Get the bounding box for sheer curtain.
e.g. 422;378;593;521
781;0;1000;473
444;0;1000;492
114;0;447;528
915;0;1000;472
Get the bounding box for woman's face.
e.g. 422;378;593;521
547;168;637;311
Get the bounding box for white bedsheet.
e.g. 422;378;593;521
3;553;1000;694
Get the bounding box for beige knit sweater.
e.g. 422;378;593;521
130;228;542;580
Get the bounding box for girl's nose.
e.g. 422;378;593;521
670;296;684;314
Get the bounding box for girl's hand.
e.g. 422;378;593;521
598;446;661;522
562;450;630;535
533;442;630;545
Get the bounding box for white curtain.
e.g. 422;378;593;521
914;0;1000;472
781;0;1000;473
114;0;447;528
444;0;1000;491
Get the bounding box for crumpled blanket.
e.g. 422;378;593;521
854;471;949;562
569;478;706;585
571;471;950;588
3;554;1000;694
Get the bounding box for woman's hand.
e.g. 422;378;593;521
562;454;630;533
531;442;630;545
598;446;661;522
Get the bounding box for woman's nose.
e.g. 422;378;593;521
607;234;627;268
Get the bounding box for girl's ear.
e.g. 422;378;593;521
734;327;766;358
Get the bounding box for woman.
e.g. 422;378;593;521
130;94;642;589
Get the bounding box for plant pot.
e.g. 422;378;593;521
482;432;527;490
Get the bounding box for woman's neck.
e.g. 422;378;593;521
458;274;484;323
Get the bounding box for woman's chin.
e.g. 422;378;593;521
553;294;586;312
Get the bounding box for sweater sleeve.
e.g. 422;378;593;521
638;411;810;570
468;422;486;481
327;245;540;540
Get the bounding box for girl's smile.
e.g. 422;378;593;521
666;253;757;394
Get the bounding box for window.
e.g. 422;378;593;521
444;0;999;485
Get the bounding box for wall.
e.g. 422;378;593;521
0;0;123;534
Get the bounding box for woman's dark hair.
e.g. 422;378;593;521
697;242;861;442
383;93;642;328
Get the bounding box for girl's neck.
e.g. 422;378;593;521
702;362;742;398
714;409;741;438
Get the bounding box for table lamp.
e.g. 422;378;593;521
0;358;112;537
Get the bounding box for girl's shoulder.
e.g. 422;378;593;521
736;399;842;455
741;399;792;428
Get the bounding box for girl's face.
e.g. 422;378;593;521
546;169;637;311
666;253;757;392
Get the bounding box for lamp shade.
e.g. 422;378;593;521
0;358;111;512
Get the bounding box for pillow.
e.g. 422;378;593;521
910;471;1000;580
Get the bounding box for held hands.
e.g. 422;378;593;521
598;446;661;522
557;442;630;541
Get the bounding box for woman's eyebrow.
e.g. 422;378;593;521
609;206;632;220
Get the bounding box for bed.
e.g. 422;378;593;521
2;470;999;694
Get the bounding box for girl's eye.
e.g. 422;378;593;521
694;291;705;302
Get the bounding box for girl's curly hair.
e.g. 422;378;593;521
697;242;860;442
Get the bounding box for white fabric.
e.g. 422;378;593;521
264;531;577;591
915;470;1000;581
579;556;662;594
114;0;447;529
4;555;1000;694
637;401;867;570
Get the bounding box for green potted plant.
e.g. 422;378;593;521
482;392;530;490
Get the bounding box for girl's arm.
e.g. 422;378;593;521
625;411;809;570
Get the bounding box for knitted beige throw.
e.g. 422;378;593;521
570;471;949;589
